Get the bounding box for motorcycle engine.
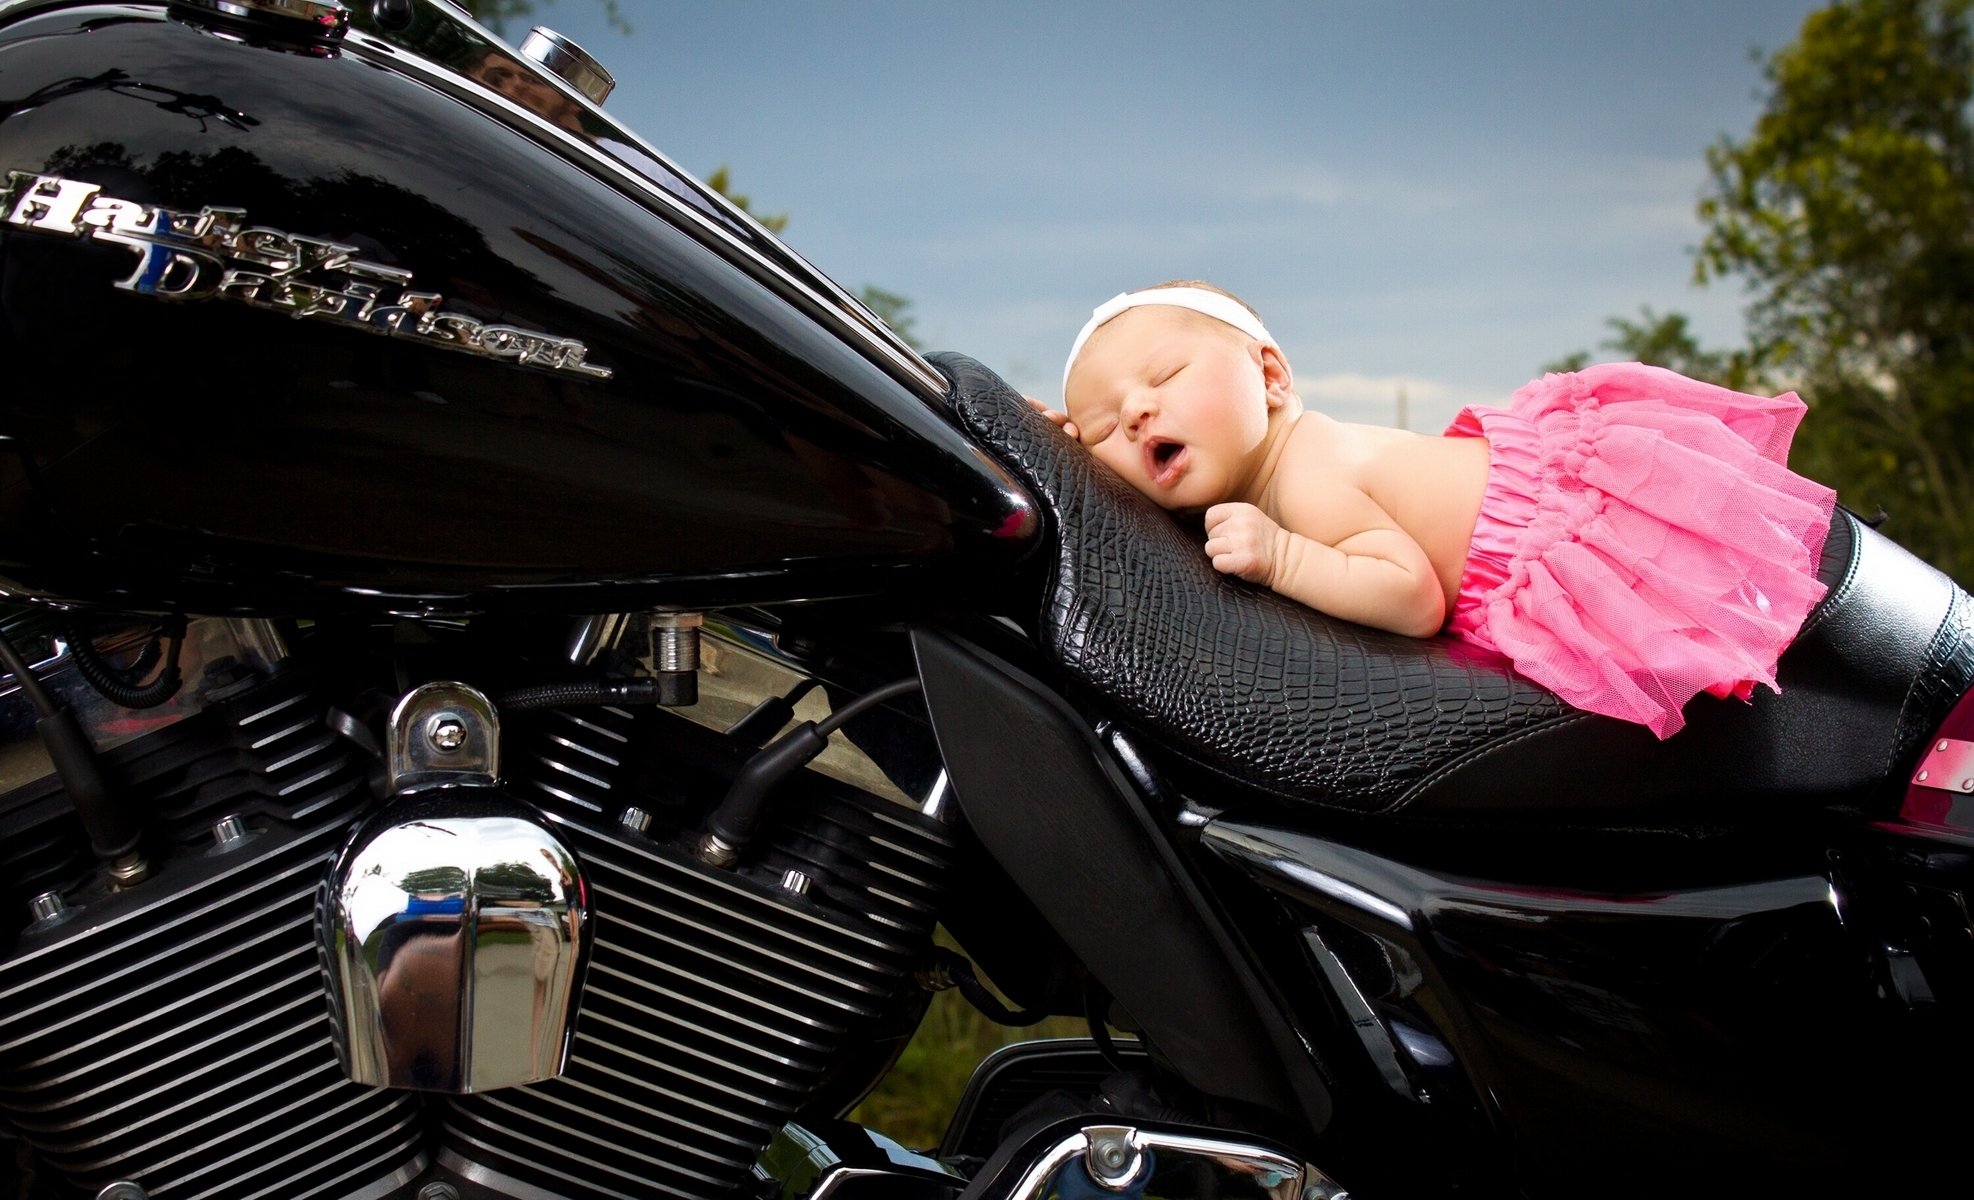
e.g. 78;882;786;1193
0;615;953;1200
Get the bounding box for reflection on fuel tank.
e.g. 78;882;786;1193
465;51;585;133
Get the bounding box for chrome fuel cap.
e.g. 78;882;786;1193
518;27;615;104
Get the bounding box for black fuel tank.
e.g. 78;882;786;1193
0;1;1038;615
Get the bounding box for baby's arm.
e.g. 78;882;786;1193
1203;502;1446;637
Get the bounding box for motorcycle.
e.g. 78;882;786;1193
0;3;1968;1198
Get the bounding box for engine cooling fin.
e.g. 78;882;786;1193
0;673;419;1200
439;704;954;1200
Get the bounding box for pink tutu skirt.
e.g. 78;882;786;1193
1445;363;1837;739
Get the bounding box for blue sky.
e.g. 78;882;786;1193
524;1;1825;430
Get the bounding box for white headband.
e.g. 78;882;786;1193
1063;286;1277;393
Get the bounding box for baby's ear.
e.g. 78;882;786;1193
1258;342;1294;407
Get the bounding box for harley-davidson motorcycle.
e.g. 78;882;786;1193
1;3;1970;1198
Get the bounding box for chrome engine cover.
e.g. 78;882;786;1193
0;631;953;1200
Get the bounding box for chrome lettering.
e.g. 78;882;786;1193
0;171;612;380
78;197;152;233
3;173;101;235
112;244;222;298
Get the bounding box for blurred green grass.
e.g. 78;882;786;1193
848;933;1086;1150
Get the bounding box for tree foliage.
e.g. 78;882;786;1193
704;166;789;233
449;7;923;353
1698;0;1974;580
1544;307;1761;388
455;1;632;36
702;171;923;351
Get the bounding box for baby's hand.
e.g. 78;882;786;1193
1203;503;1281;585
1024;395;1080;441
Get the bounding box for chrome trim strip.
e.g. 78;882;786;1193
556;1042;769;1128
2;888;317;1039
588;957;840;1043
339;20;946;400
174;1092;420;1200
526;778;605;812
811;1167;903;1200
538;1075;763;1150
555;710;632;743
24;971;315;1105
588;869;892;1001
47;1055;344;1165
582;829;912;956
442;1115;735;1196
592;880;888;1010
246;716;317;752
1002;1125;1324;1200
581;1002;815;1077
1004;1132;1088;1200
128;1078;357;1186
237;691;314;729
531;749;614;791
482;1079;753;1173
300;1145;427;1200
0;828;335;978
543;730;622;767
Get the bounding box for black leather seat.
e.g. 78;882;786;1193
937;351;1974;820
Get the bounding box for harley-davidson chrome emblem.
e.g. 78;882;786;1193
0;171;612;380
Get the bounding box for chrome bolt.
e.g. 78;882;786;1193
97;1183;148;1200
417;1185;459;1200
779;869;813;897
619;806;653;835
212;813;248;849
427;714;467;753
695;830;739;870
1961;778;1973;793
108;852;150;890
651;612;704;673
1085;1130;1140;1189
1919;770;1931;782
28;891;66;923
1939;739;1952;753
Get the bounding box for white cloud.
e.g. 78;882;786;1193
1299;372;1502;432
1241;162;1485;216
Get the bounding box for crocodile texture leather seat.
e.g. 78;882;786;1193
937;351;1974;819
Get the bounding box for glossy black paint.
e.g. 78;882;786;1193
1202;817;1972;1194
0;4;1037;615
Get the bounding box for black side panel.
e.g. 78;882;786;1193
911;628;1331;1135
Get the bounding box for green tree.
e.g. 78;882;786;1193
704;170;924;351
456;1;632;36
704;166;790;233
855;285;922;352
1544;306;1762;388
1697;0;1974;580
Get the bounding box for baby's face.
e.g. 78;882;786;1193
1063;306;1282;511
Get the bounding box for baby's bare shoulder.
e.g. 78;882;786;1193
1270;421;1390;531
1283;417;1429;486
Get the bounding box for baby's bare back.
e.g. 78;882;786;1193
1269;416;1490;609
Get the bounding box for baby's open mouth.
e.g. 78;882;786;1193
1145;438;1188;487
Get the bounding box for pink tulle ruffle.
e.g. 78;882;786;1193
1445;363;1836;739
